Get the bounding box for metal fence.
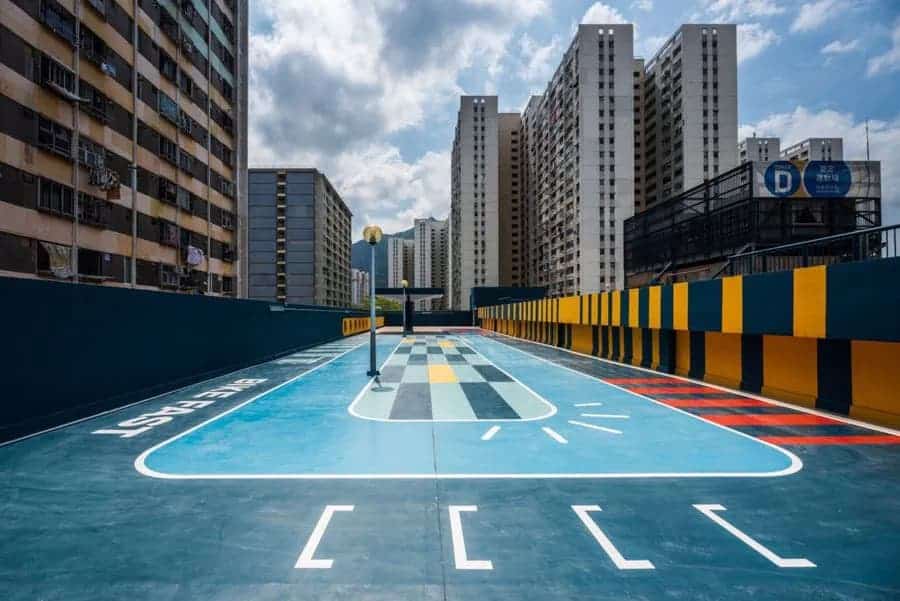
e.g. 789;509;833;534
724;224;900;276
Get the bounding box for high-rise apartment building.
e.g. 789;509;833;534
739;136;781;163
633;58;647;213
413;217;448;308
497;113;526;287
387;236;414;288
350;267;369;306
0;0;247;296
781;137;843;161
523;24;635;295
641;24;737;208
450;95;499;309
247;168;351;307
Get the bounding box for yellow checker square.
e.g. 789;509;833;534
438;341;456;348
428;365;458;383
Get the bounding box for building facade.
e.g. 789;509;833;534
497;113;526;287
413;217;448;308
350;267;369;306
0;0;247;295
450;95;499;309
781;137;843;162
632;58;647;213
387;236;414;288
739;136;780;163
641;24;738;208
247;168;351;307
523;24;636;295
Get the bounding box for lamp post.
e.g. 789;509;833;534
401;278;409;335
363;225;383;377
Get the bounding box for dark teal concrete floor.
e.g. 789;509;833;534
0;332;898;600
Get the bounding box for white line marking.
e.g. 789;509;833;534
448;506;493;570
481;425;501;441
294;505;355;569
569;420;622;435
488;329;900;437
579;414;629;419
542;427;568;444
574;402;603;407
572;505;655;570
481;332;804;477
346;334;557;423
693;504;815;568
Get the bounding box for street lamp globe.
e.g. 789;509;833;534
363;225;383;246
401;279;409;288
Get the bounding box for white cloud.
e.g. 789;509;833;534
518;34;562;82
580;2;628;24
737;23;780;63
631;0;653;11
790;0;844;33
821;39;860;54
739;106;900;225
867;21;900;77
701;0;785;21
248;0;548;235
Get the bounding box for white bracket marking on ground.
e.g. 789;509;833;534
574;402;603;407
448;506;493;570
572;505;655;570
579;413;629;419
295;505;355;569
568;420;622;435
481;425;501;441
541;427;568;444
693;504;815;568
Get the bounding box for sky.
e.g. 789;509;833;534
247;0;900;238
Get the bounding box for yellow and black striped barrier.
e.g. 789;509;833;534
478;258;900;427
342;316;385;337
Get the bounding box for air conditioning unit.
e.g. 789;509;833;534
101;61;117;77
160;267;179;288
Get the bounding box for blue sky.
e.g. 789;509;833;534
247;1;900;236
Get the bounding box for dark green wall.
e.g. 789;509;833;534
0;277;364;442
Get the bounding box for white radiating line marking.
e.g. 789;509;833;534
693;504;815;568
448;506;493;570
572;505;655;570
481;425;501;441
574;402;603;407
542;427;568;444
294;505;354;569
580;413;629;419
569;420;622;435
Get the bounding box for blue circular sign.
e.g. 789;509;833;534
764;161;802;197
803;161;852;197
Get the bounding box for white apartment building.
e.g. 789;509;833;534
781;138;843;161
350;268;370;306
387;237;414;288
524;24;635;295
413;218;449;309
450;96;499;310
740;136;781;163
642;24;738;207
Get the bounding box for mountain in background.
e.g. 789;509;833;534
350;225;415;287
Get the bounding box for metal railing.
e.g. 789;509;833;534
724;224;899;277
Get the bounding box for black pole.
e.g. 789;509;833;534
367;243;379;377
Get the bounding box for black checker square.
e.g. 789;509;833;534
378;366;405;383
457;347;476;355
472;365;513;382
407;354;428;364
389;383;432;420
427;346;443;354
445;354;468;364
395;346;413;354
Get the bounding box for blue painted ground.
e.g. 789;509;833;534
141;333;797;477
1;330;898;600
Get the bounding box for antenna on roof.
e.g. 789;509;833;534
865;119;870;161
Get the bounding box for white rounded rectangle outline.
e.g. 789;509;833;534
133;334;805;480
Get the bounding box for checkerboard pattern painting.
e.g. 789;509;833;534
351;335;554;421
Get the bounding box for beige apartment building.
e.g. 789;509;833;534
387;236;414;289
497;113;526;287
450;95;499;310
0;0;248;295
413;217;448;309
